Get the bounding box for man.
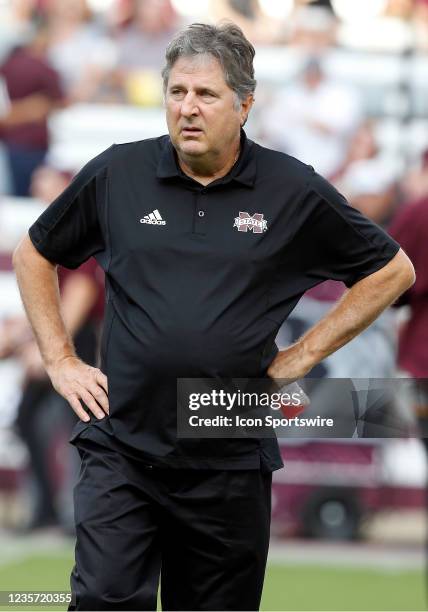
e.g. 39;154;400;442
13;22;414;611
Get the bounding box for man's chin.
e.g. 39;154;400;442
178;140;207;157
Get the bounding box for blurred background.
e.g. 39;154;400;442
0;0;428;610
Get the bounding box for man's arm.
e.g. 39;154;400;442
0;94;67;127
13;234;108;422
267;248;415;381
12;269;100;381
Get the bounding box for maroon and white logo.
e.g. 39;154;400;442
233;211;268;233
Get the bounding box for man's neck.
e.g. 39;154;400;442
177;141;241;187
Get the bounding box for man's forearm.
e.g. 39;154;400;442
13;235;76;369
268;249;415;380
300;272;402;366
13;236;108;422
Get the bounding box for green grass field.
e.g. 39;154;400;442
0;546;425;611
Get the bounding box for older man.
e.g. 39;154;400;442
13;22;414;611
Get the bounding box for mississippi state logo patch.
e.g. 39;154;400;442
233;211;268;233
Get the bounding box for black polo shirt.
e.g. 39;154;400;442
28;130;400;471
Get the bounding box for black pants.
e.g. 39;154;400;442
70;431;272;611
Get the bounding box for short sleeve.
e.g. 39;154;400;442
300;172;401;288
29;145;115;269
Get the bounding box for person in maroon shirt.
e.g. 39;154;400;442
389;195;428;445
389;197;428;378
0;20;65;196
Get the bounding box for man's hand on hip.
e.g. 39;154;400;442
267;342;313;383
46;356;109;422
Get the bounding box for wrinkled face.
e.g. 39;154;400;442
165;55;252;161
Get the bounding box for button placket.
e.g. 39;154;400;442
193;190;207;235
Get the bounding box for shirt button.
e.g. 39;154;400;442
198;210;205;218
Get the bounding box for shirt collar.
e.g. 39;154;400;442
156;128;256;188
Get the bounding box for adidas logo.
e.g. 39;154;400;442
140;209;166;225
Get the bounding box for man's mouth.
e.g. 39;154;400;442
181;127;203;136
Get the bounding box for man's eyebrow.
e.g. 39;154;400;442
168;83;220;94
197;87;218;95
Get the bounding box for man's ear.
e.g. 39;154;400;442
240;94;254;126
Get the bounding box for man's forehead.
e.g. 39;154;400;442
167;55;227;87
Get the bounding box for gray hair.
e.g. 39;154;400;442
161;22;256;108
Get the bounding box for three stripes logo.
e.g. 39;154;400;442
140;209;166;225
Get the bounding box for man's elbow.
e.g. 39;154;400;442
404;260;416;289
12;235;54;273
394;249;416;294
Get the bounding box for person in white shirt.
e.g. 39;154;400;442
260;57;362;179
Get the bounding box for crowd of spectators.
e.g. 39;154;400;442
0;0;428;531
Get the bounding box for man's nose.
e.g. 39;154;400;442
180;92;199;117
